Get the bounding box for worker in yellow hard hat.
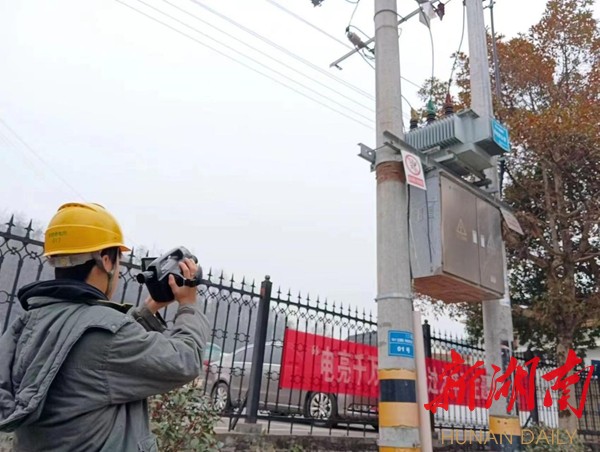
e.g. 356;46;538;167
44;202;131;299
0;202;210;452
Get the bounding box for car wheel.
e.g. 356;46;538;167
211;381;231;413
304;392;337;425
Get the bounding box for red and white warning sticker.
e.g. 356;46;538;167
401;149;426;190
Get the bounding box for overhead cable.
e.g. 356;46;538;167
186;0;375;101
116;0;375;130
264;0;353;50
0;118;86;200
159;0;374;113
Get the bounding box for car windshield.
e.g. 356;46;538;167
203;343;223;361
233;346;253;363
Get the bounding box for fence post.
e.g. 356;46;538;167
422;320;435;435
524;349;540;425
245;275;272;424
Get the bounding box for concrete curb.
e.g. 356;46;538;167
216;432;378;451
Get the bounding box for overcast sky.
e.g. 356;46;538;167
1;0;598;333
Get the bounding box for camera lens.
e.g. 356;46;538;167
136;271;154;284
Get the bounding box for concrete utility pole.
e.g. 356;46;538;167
489;0;503;101
465;0;520;450
374;0;421;450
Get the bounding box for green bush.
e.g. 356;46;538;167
523;426;588;452
150;383;223;452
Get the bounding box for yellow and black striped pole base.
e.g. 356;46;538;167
378;369;421;451
489;415;521;451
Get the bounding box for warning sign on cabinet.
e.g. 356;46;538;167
401;150;426;190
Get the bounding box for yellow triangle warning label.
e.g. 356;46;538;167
456;219;467;240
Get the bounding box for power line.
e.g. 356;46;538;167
447;1;466;94
343;2;426;93
200;0;425;104
185;0;375;101
0;118;86;200
264;0;353;51
0;128;57;192
1;120;138;249
354;46;419;123
354;35;425;94
158;0;374;113
136;0;373;123
401;76;424;90
133;0;372;122
116;0;374;130
348;0;361;29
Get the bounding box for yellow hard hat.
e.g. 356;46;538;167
44;202;130;257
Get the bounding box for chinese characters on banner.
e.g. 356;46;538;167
280;329;379;398
280;329;492;406
280;329;593;418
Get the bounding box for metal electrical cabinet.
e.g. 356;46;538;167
409;169;505;302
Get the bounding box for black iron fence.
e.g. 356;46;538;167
1;218;599;442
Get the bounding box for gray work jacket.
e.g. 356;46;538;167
0;294;210;452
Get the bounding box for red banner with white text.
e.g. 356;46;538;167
280;329;379;398
280;329;531;410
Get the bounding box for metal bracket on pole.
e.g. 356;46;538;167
358;143;376;171
382;130;517;215
358;143;376;163
329;4;431;69
383;129;437;167
358;141;407;171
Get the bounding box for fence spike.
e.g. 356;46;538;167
286;289;292;301
276;286;282;298
6;215;15;234
241;277;246;288
25;220;33;239
207;267;213;280
250;279;256;292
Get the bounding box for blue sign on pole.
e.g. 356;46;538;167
388;330;414;358
492;119;511;152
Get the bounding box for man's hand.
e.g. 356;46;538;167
170;258;199;305
144;258;199;314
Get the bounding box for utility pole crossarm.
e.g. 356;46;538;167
329;6;423;69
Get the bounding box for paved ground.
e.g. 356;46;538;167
215;417;378;438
